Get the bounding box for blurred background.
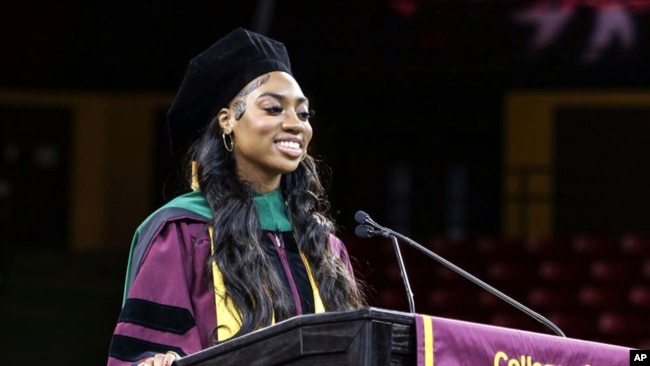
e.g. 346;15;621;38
1;0;650;363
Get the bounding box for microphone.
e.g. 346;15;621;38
354;210;566;338
354;224;378;239
354;222;416;314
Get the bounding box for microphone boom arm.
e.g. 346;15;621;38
356;211;566;338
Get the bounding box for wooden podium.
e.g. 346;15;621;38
172;307;632;366
173;308;416;366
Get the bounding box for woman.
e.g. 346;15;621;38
107;28;365;366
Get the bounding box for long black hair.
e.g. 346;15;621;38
189;118;365;342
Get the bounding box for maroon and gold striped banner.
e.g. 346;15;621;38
414;314;631;366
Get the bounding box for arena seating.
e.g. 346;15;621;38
343;232;650;349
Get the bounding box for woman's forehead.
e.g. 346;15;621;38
250;72;305;100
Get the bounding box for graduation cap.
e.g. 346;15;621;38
167;27;293;155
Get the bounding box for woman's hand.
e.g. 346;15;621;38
137;351;181;366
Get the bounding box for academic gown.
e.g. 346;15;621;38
107;190;354;365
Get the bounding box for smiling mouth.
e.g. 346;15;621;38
276;141;301;150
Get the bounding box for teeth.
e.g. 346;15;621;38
277;141;300;149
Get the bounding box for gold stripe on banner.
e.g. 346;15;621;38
424;315;434;366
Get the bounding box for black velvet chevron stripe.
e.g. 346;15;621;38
120;298;196;334
109;335;185;362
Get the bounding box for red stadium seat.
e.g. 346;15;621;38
572;234;618;257
546;312;592;339
538;261;587;283
476;236;524;258
629;286;650;307
377;287;410;311
598;312;645;337
525;236;569;257
432;265;467;284
589;260;635;283
426;236;471;261
527;287;577;311
427;287;476;309
486;261;534;284
578;286;627;309
620;233;650;255
383;261;403;283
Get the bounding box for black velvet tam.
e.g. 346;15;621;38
167;27;293;155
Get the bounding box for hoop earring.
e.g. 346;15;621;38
222;133;234;152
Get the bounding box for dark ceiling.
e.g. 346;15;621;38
2;1;649;91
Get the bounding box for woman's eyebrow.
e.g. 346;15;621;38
257;92;308;105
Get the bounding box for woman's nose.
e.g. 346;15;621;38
282;112;305;132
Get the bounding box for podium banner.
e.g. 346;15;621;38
415;314;631;366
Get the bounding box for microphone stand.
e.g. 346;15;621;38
355;211;566;338
355;224;416;313
389;234;416;314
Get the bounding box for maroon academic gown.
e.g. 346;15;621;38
107;191;354;365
